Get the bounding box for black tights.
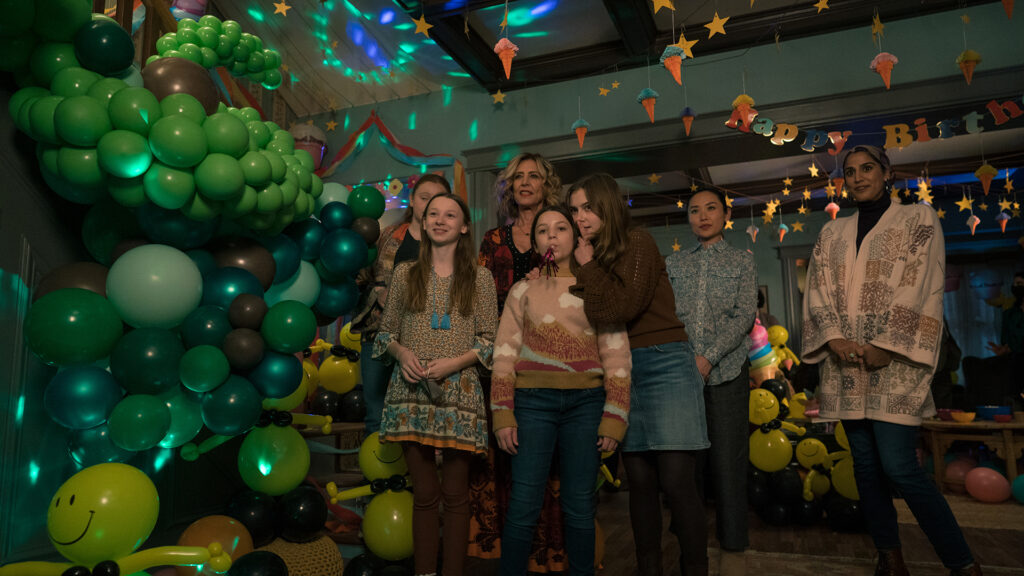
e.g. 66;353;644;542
623;451;708;576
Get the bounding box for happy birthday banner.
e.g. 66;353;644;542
724;95;1024;155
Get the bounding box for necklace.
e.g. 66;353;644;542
431;269;451;330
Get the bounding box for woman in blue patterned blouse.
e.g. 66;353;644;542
666;189;758;574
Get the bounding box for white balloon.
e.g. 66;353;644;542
315;182;350;214
264;260;321;307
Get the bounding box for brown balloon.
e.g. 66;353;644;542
223;328;265;371
350;217;381;246
141;57;220;115
228;293;268;330
34;262;110;302
110;238;150;263
313;308;338;327
209;236;277;290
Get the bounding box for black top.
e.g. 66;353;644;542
395;232;420;265
502;225;536;285
855;193;892;251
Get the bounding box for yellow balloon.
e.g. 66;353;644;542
358;431;408;480
748;388;780;425
766;325;789;347
795;437;829;470
749;428;792;473
363;491;414;561
48;463;159;566
302;358;320;397
789;392;808;419
831;457;860;500
834;421;851;450
319;354;358;394
809;471;832;497
338;322;361;350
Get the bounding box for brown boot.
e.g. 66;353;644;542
949;563;982;576
875;549;909;576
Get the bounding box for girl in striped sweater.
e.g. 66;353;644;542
490;205;631;576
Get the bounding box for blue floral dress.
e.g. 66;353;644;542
373;262;497;454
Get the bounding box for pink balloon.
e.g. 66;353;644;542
964;467;1011;503
944;458;977;484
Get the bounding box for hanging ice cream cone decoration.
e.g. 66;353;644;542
975;163;998;194
571;118;590;149
996;212;1010;233
1002;0;1014;19
680;106;697;136
725;94;758;132
660;45;685;86
870;52;898;90
825;201;840;220
637;88;659;123
966;214;981;235
830;169;845;197
746;224;759;243
494;38;519;79
956;50;982;85
778;223;790;243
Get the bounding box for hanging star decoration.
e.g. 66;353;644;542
814;0;830;13
652;0;675;13
798;204;809;215
1006;174;1016;192
673;32;699;58
961;13;970;24
978;202;989;211
792;221;805;232
871;11;885;44
915;186;934;205
783;177;793;186
598;87;610;96
612;81;621;89
413;14;433;37
648;173;662;184
890;187;902;201
704;12;730;38
672;237;682;251
1000;197;1013;212
955;193;974;212
326;119;338;131
725;219;734;230
802;188;812;200
762;209;775;224
273;0;291;15
492;90;506;104
936;208;946;219
690;183;699;192
824;182;836;197
676;199;685;208
1014;208;1021;218
724;194;733;208
808;163;820;177
782;187;791;196
1015;201;1021;210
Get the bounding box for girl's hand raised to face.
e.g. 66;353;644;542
496;427;518;455
574;238;595;266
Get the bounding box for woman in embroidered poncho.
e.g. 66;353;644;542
802;145;980;576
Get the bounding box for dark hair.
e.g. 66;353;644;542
406;194;478;316
403;174;452;223
842;145;892;173
530;205;582;275
690;188;728;210
565;173;631;274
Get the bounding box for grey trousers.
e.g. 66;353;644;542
703;364;750;551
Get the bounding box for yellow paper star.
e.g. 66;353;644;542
648;173;662;184
979;202;989;211
824;182;836;197
1006;179;1015;192
890;187;901;201
814;0;829;13
704;12;729;38
652;0;675;13
808;163;819;177
1014;208;1021;218
676;199;685;208
792;221;805;232
273;0;291;15
492;90;506;104
725;219;734;230
915;188;933;204
612;81;621;89
782;187;791;196
955;194;974;212
783;177;793;186
999;198;1013;212
767;198;780;211
917;177;931;193
690;183;699;192
1015;202;1021;210
936;208;946;219
281;63;289;72
802;188;812;200
798;205;809;215
598;87;610;96
762;210;774;224
671;238;681;251
841;189;848;199
413;14;433;37
326;119;338;131
328;98;337;112
871;13;885;40
724;194;733;208
673;32;699;58
961;13;970;24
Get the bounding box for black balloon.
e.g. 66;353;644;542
351;217;381;246
211;236;278;291
747;480;770;511
223;328;266;371
310;386;340;417
91;561;120;576
769;466;803;506
62;567;90;576
339;388;367;423
35;262;109;301
825;496;865;533
227;550;289;576
229;293;269;330
379;565;412;576
226;490;278;548
760;378;788;401
142;57;220;115
793;499;822;526
343;554;382;576
277;484;328;543
762;502;791;526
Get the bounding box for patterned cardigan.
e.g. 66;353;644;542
352;221;412;341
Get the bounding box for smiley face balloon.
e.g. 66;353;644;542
48;463;159;566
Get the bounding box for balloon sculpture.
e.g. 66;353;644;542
766;324;801;369
0;463;232;575
748;319;781;386
748;387;806;473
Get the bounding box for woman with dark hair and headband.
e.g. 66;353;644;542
802;145;981;576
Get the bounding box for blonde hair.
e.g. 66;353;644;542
494;153;562;224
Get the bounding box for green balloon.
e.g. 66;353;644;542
230;60;247;77
196;26;219;49
231;42;250;62
310;174;323;199
0;0;34;37
145;54;161;66
110;327;185;396
108;87;162;136
34;0;91;42
245;70;265;84
291;193;309;221
198;15;222;33
289;163;312;192
30;42;80;86
86;77;128;109
241;211;275;231
37;143;60;174
162;49;183;60
260;150;286;182
203;112;249;158
264;120;281;132
143;161;195;209
261;300;316;354
215;36;234;60
180;345;230;393
82;199;143;264
159;93;206;124
255;182;283;213
224;185;258;217
177;43;203;65
50;66;100;97
200;47;218;69
246;121;271;150
108;394;171;451
263;49;282;70
239;108;261;123
241;34;261;53
238;425;310;495
349;185;386;219
108;175;147;207
149;114;207;167
195;153;244;200
279;174;298;206
54;95;111;146
0;33;37;73
98;130;152;178
292;148;314;171
9;87;50;120
261;69;283;90
177;18;199;32
158;389;203;448
28;95;65;145
176;28;201;47
155;34;179;55
181;192;221;221
246;52;265;73
239;150;272;187
58;146;107;188
25;288;123;365
221;20;242;43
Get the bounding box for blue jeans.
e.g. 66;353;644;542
842;419;974;569
622;341;709;452
500;387;604;576
361;340;390;434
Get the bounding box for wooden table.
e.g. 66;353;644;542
920;419;1024;489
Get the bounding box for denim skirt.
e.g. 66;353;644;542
621;340;710;452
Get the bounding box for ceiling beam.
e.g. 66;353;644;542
602;0;658;57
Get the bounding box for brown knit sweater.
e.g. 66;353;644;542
571;228;688;349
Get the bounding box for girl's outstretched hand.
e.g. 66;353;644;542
496;427;519;455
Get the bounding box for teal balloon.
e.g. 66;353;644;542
26;288;123;366
86;77;128;109
195;153;245;200
44;367;123;429
265;261;320;307
261;300;316;354
149;114;207;168
349;185;386;219
1013;475;1024;505
82;199;143;265
34;0;91;42
238;425;309;495
106;244;203;329
50;67;100;97
54;95;111;146
68;423;136;467
320;202;354;231
179;344;230;393
158;389;204;448
201;375;262;436
143;161;195;210
316;278;359;318
187;249;218;278
108;394;171;451
180;305;232;348
28;95;65;145
319;229;368;277
97;130;152;178
108;86;162;136
30;42;80;86
136;203;217;249
112;63;143;88
74;19;135;75
286;218;326;261
315;182;350;213
260;235;301;284
248;350;303;398
202;267;264;310
110;328;185;395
